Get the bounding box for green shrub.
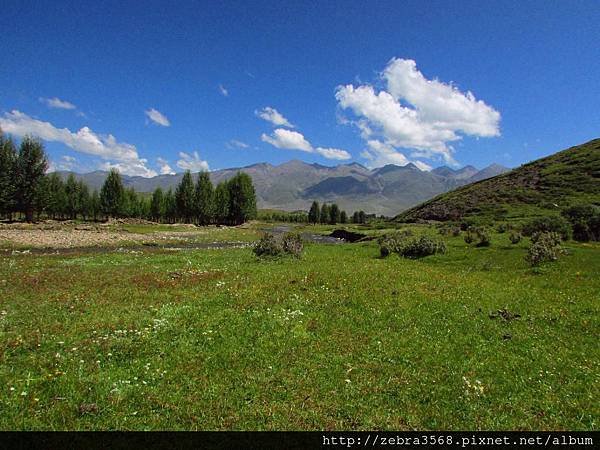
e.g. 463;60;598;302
523;216;571;241
253;233;283;257
379;233;446;258
282;232;304;258
474;227;492;247
509;231;522;244
398;236;447;258
561;204;600;242
530;231;561;246
526;232;562;266
464;230;474;244
377;231;407;257
253;232;304;258
438;225;460;237
496;223;510;233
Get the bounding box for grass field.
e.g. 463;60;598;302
0;223;598;430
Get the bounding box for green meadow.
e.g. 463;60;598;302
0;224;598;430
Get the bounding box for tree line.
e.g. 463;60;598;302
307;201;367;225
0;132;257;225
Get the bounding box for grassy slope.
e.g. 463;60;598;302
0;227;598;430
395;138;600;223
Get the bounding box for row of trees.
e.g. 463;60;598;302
148;171;257;225
0;132;257;225
307;201;367;225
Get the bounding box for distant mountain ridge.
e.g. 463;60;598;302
54;160;510;216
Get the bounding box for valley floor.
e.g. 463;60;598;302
0;222;598;430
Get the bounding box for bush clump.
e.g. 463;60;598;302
509;231;522;244
496;223;510;233
526;232;562;266
281;232;304;258
438;225;461;237
522;216;572;241
399;235;447;258
474;227;492;247
377;230;411;257
561;204;600;242
253;233;283;258
464;230;474;244
253;232;304;259
379;232;446;258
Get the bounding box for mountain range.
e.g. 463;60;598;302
54;161;509;216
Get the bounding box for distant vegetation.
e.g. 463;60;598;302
396;138;600;223
0;131;257;225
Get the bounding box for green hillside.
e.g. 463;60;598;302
396;138;600;223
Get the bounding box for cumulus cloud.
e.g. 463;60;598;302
256;107;294;128
315;147;351;161
261;129;312;152
145;108;170;127
336;58;500;167
176;151;210;172
0;110;157;177
157;157;175;175
39;97;76;110
218;84;229;97
261;128;351;160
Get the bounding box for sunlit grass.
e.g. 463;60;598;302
0;226;598;430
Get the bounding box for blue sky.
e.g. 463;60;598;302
1;0;599;176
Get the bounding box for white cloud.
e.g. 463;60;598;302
218;84;229;97
227;139;249;149
360;139;430;170
99;159;156;178
261;129;312;152
157;157;175;175
315;147;351;160
256;107;294;128
336;58;500;166
48;155;77;172
0;110;157;177
176;151;210;172
261;128;351;161
145;108;170;127
39;97;76;110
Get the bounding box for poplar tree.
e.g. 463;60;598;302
65;173;81;219
308;201;320;224
78;181;91;220
329;203;340;224
90;190;101;221
195;171;214;225
340;210;347;224
164;188;177;223
15;136;48;222
213;181;230;224
320;203;329;224
100;169;125;218
150;187;165;222
227;172;256;225
0;133;17;219
175;170;195;222
45;172;65;219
